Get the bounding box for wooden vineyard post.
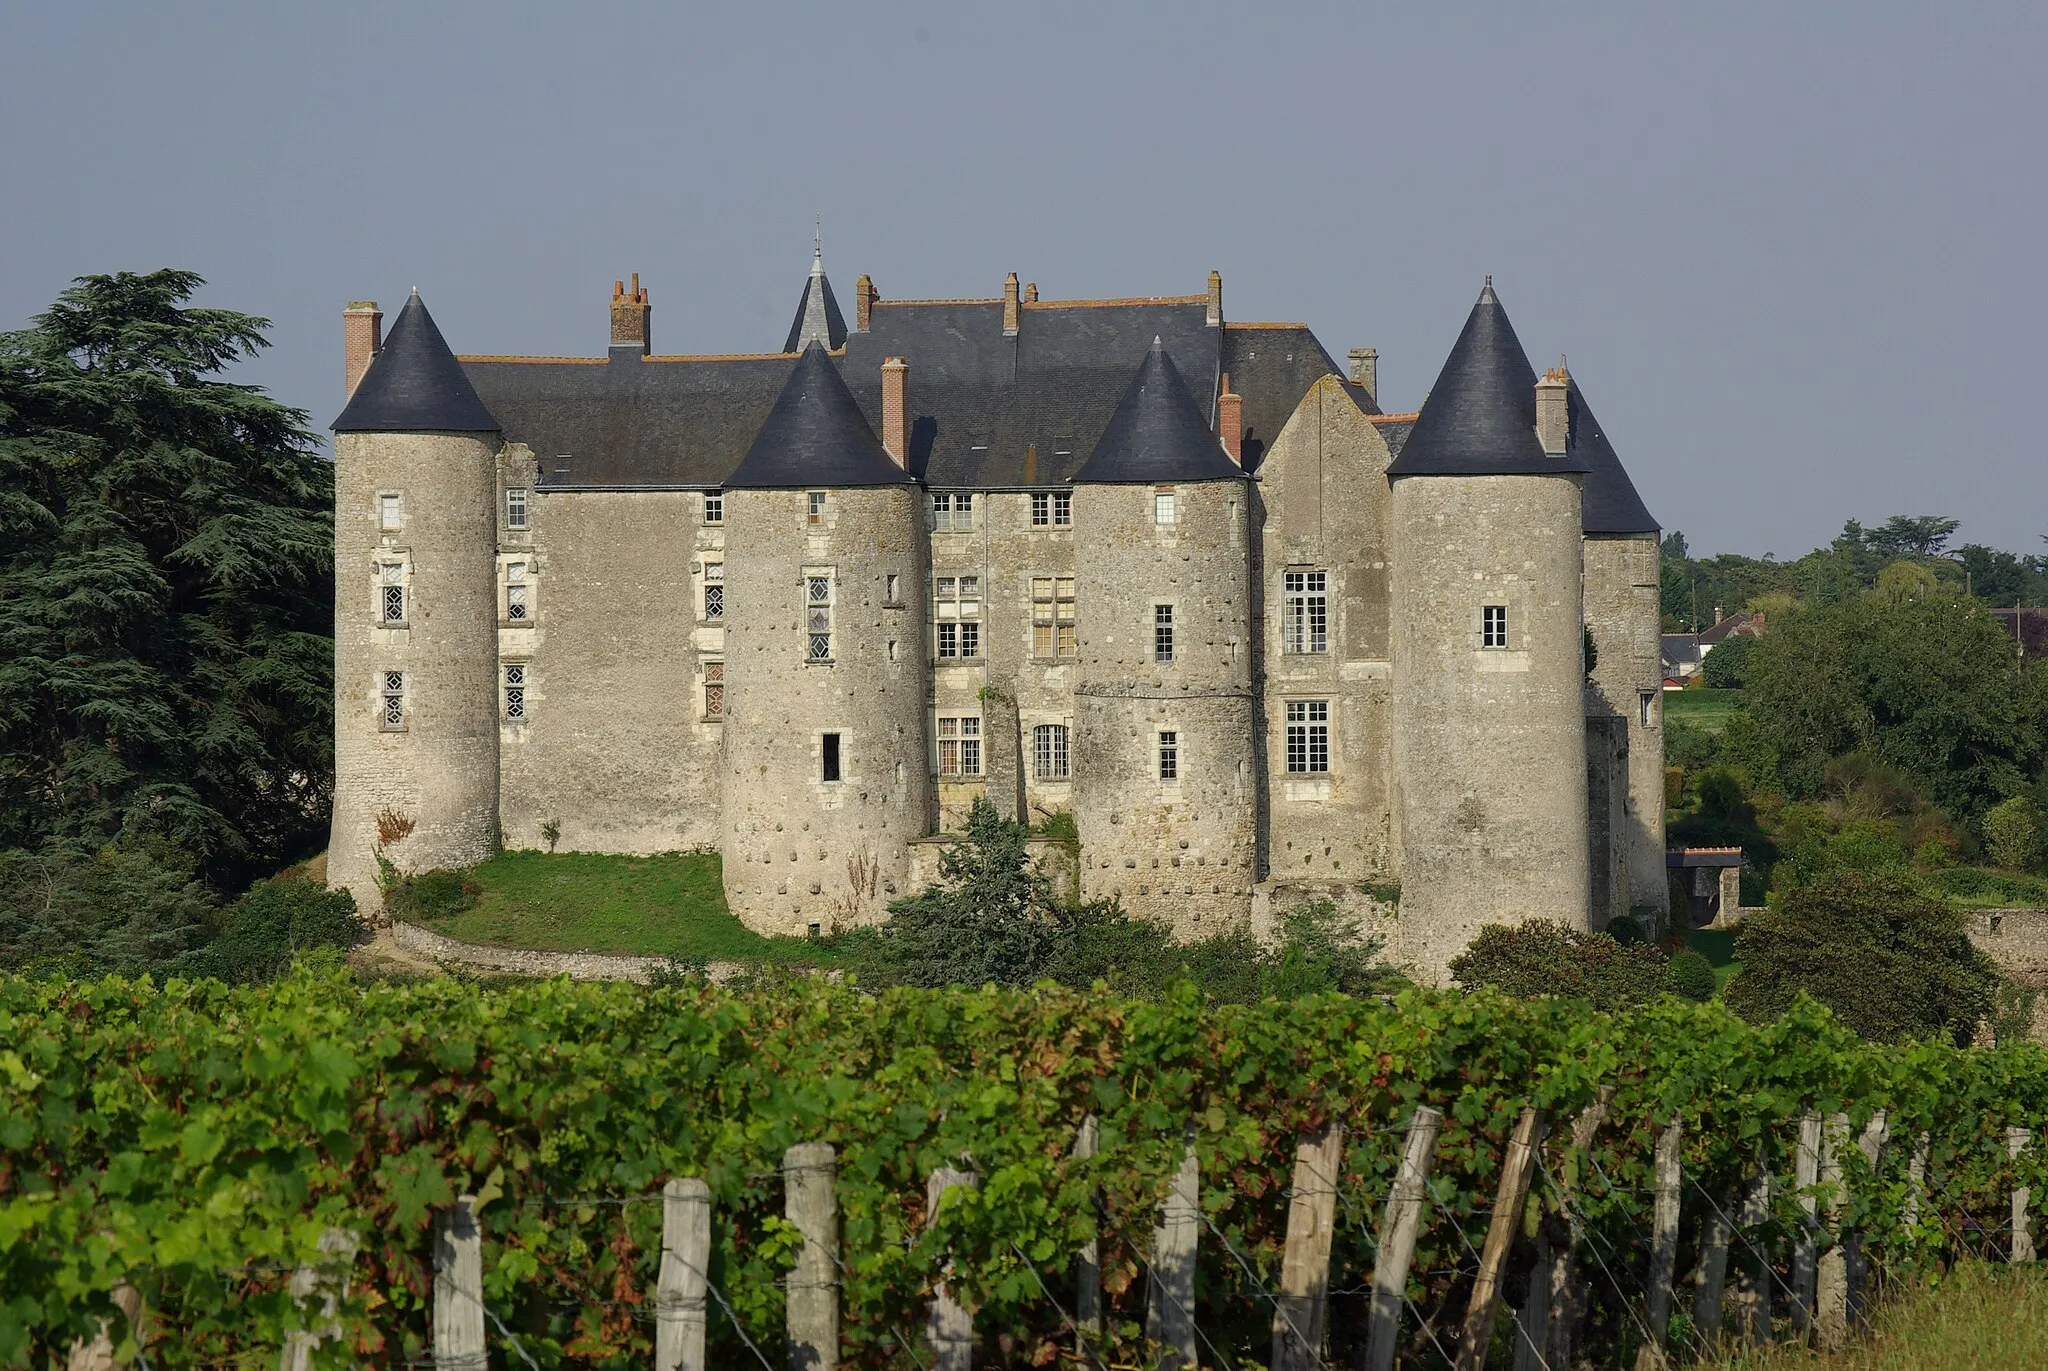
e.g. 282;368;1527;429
925;1167;980;1371
1074;1114;1102;1341
1903;1131;1932;1233
433;1197;487;1371
1545;1085;1617;1371
1453;1105;1546;1371
1636;1118;1684;1367
65;1283;142;1371
1845;1111;1889;1326
1727;1162;1772;1345
2011;1127;2036;1264
1366;1106;1444;1371
1272;1123;1346;1371
1510;1235;1548;1371
279;1228;358;1371
1146;1143;1201;1371
656;1178;712;1371
1690;1190;1732;1352
785;1142;840;1371
1814;1114;1850;1350
1791;1112;1822;1336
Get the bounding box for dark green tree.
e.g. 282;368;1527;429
0;271;333;886
1864;514;1959;561
0;842;211;974
1447;920;1670;1010
1700;633;1755;688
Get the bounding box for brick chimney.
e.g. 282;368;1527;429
881;357;909;466
1218;373;1243;465
1206;270;1223;327
1536;363;1570;456
1347;347;1379;405
1024;282;1039;303
610;273;651;355
344;302;382;399
855;274;877;332
1002;272;1021;336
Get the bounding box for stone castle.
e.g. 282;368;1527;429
328;252;1666;979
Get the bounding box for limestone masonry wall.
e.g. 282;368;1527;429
1583;533;1669;925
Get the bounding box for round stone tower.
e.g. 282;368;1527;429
328;292;503;913
720;343;931;936
1070;341;1257;935
1387;282;1592;982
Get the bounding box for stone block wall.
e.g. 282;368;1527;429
1583;533;1669;923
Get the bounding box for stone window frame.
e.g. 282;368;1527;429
1481;604;1510;650
501;557;533;625
1640;691;1658;728
1282;569;1328;654
1284;698;1330;774
376;556;409;627
502;660;530;722
1033;722;1071;781
702;660;725;721
805;567;835;664
377;491;404;533
1153;485;1177;527
930;491;976;532
1031;575;1078;660
806;490;828;526
504;487;528;530
820;731;843;783
702;561;724;622
378;669;406;731
1153;602;1176;663
933;573;982;661
937;715;983;778
703;489;723;525
1157;729;1180;783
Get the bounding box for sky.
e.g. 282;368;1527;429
2;2;2043;558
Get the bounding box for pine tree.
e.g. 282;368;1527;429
0;270;333;885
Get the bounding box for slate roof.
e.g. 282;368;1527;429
782;258;848;354
333;293;500;434
1570;380;1659;534
1387;281;1587;478
1073;340;1244;485
724;342;911;489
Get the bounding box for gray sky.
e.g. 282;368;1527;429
4;2;2042;558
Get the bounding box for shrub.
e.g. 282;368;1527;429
1701;634;1755;689
384;868;482;922
1448;920;1670;1010
1982;796;2041;872
175;874;363;984
1665;949;1717;1001
0;843;211;975
1726;871;1998;1044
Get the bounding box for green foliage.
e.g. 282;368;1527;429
173;874;362;984
1982;796;2041;872
1700;634;1755;688
0;843;209;974
0;271;334;888
1727;871;1998;1043
1447;919;1672;1010
382;868;481;923
1928;865;2048;908
1664;948;1717;1001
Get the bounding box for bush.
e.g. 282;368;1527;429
175;874;363;983
1701;634;1755;689
0;843;211;975
1448;920;1670;1010
1982;797;2041;872
384;868;482;922
1726;871;1998;1044
1665;949;1717;1001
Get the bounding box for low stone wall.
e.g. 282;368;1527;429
905;834;1080;905
1250;880;1400;951
390;920;740;984
1968;908;2048;989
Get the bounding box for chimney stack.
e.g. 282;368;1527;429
1218;373;1243;465
881;357;909;467
1002;272;1021;336
1206;270;1223;327
343;301;383;399
610;273;651;356
1024;281;1039;303
855;274;877;332
1535;363;1570;456
1347;347;1379;405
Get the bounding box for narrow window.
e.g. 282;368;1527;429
886;572;900;604
937;716;982;776
1158;730;1179;781
807;575;833;662
504;488;528;529
1482;604;1509;649
1032;576;1078;659
956;493;974;528
378;493;402;530
703;563;724;620
379;563;405;624
505;562;529;621
1640;691;1657;728
503;662;527;720
934;575;980;659
1154;604;1175;663
379;670;405;730
703;490;723;525
1283;571;1328;653
930;493;950;529
1285;700;1330;773
1031;492;1051;527
1034;723;1071;780
1154;487;1177;526
807;491;827;525
704;662;725;719
1053;491;1072;526
821;732;841;782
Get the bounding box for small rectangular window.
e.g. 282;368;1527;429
1640;691;1657;728
379;562;405;624
1283;571;1328;654
937;716;982;777
1031;493;1051;526
1158;730;1179;781
930;492;975;531
704;661;725;719
1053;491;1072;526
504;562;529;622
1482;604;1509;649
704;490;723;525
821;732;841;782
807;491;827;525
503;662;528;720
886;572;900;603
808;575;833;662
704;563;724;620
934;574;981;659
1154;488;1176;526
1154;604;1175;663
1034;723;1070;781
505;488;528;529
380;670;405;730
1032;576;1078;659
378;493;402;530
1286;700;1330;774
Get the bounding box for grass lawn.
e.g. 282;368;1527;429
1708;1260;2048;1369
411;849;841;965
1686;927;1743;991
1664;687;1749;734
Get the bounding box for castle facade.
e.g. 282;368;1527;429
328;256;1665;979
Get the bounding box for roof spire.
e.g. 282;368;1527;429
783;226;847;353
333;292;498;434
812;217;823;275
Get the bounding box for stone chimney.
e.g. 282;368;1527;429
1347;347;1379;405
1218;373;1243;465
1206;270;1223;327
880;357;909;466
343;301;382;399
1002;272;1021;336
1536;363;1570;456
1024;282;1039;303
610;274;651;355
855;274;877;332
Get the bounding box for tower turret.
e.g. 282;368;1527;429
328;292;503;912
1386;282;1592;981
782;230;848;354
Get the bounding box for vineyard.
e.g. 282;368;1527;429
2;965;2045;1369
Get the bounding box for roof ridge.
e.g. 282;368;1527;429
459;354;608;365
1222;321;1313;331
1023;294;1207;309
1367;412;1420;424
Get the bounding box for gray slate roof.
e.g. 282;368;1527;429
332;293;500;434
1387;282;1587;478
1072;340;1245;485
1570;380;1658;534
782;261;848;354
725;342;911;489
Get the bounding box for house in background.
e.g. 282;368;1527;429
1991;608;2048;660
1661;609;1763;688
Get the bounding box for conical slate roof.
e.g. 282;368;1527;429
1570;380;1658;534
1072;340;1242;484
1387;281;1586;477
332;292;499;433
782;251;848;354
725;342;910;489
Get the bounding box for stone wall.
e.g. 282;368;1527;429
1969;908;2048;989
1583;533;1668;924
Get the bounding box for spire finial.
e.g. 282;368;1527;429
410;285;419;297
813;217;823;273
1152;334;1163;348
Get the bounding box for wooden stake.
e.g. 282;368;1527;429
1073;1114;1102;1340
1366;1106;1444;1371
1272;1123;1346;1371
1727;1162;1772;1345
657;1178;711;1371
1815;1114;1849;1350
1147;1144;1201;1371
2011;1126;2036;1264
1510;1233;1548;1371
1845;1111;1889;1327
1455;1106;1547;1371
1641;1117;1684;1364
1791;1112;1821;1336
1690;1191;1732;1352
1903;1131;1931;1233
785;1142;840;1371
926;1167;979;1371
280;1228;358;1371
1546;1085;1617;1371
433;1197;487;1371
